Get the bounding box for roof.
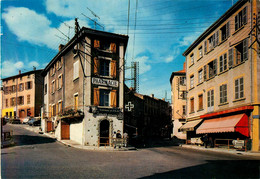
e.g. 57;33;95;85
2;69;43;81
182;0;248;56
42;27;129;76
169;70;186;84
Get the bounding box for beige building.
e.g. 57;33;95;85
170;63;186;140
42;25;128;147
1;69;44;121
183;0;260;151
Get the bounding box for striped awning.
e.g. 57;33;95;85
180;119;203;132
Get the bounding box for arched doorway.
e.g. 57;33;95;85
100;120;110;146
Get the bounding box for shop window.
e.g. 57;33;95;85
220;84;227;104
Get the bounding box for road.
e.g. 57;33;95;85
2;124;260;179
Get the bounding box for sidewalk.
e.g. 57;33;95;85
21;124;136;151
181;144;260;156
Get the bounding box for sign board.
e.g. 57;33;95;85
90;106;121;115
125;102;134;112
232;140;244;149
92;77;118;87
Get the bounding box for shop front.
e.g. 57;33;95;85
180;119;203;144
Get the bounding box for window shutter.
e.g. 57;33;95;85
243;38;248;61
203;65;207;81
56;103;59;115
235;15;238;31
61;75;63;88
94;57;99;75
220;85;223;104
25;82;28;90
216;31;219;46
93;88;100;106
110;60;116;78
73;61;79;79
49;106;52;117
204;41;207;54
242;6;247;25
228;48;233;68
213;59;217;75
226;21;230;37
213;33;216;47
110;43;116;53
94;40;100;48
110;90;117;107
219;56;223;73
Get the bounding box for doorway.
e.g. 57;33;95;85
100;120;110;146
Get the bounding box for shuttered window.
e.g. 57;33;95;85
73;60;79;80
204;65;207;80
219;53;227;73
74;94;78;110
110;43;116;53
190;98;194;113
198;94;203;110
110;60;116;78
100;89;109;107
94;57;99;75
235;6;247;31
94;40;100;48
100;59;110;76
235;77;244;99
93;88;100;106
220;84;227;104
110;90;117;107
204;40;207;54
207;89;214;107
228;48;233;68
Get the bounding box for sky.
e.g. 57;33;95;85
1;0;238;101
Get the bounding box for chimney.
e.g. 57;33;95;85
150;94;154;98
183;62;186;72
59;44;64;51
19;70;21;75
33;66;36;71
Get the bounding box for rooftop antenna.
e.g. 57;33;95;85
55;28;70;42
59;20;73;39
55;34;67;42
81;13;104;30
87;7;100;20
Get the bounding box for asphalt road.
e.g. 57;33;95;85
2;124;260;179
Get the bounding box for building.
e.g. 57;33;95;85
182;0;260;151
1;69;44;121
170;62;187;140
42;25;128;147
124;86;172;143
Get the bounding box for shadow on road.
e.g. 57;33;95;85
12;135;56;147
140;160;260;179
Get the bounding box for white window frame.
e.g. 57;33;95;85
73;60;79;80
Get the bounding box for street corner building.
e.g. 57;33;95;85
41;26;128;147
181;0;260;151
1;68;44;122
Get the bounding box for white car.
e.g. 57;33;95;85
22;117;31;124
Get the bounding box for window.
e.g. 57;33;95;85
100;59;110;76
11;85;16;93
220;22;230;41
74;94;78;110
26;81;32;90
190;75;194;89
18;96;24;105
180;77;186;86
190;98;194;113
179;91;187;99
198;46;203;58
219;53;227;73
207;89;214;108
100;41;110;51
198;94;203;110
27;95;30;104
10;98;15;106
6;99;8;107
235;6;247;31
228;48;233;68
235;77;244;99
19;83;24;92
73;61;79;80
234;38;248;65
220;84;227;104
182;105;186;115
208;31;219;51
58;75;63;89
198;69;203;84
100;89;110;107
44;84;47;95
190;53;194;65
58;101;63;114
51;80;55;94
52;104;56;116
208;59;217;79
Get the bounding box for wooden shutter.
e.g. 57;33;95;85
94;40;100;48
56;103;59;115
61;75;63;88
74;95;78;110
213;59;217;75
93;88;100;106
49;106;52;117
235;15;238;30
94;57;99;75
215;31;219;46
204;40;207;54
110;90;117;107
110;43;116;53
203;65;207;81
228;48;233;68
226;21;230;37
110;60;116;78
242;6;247;25
243;38;248;61
199;95;203;110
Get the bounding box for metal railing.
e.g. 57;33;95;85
214;138;247;151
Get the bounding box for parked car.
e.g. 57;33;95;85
10;118;21;124
28;117;41;126
22;117;31;124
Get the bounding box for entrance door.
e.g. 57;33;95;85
100;120;109;146
47;121;53;132
61;122;70;140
